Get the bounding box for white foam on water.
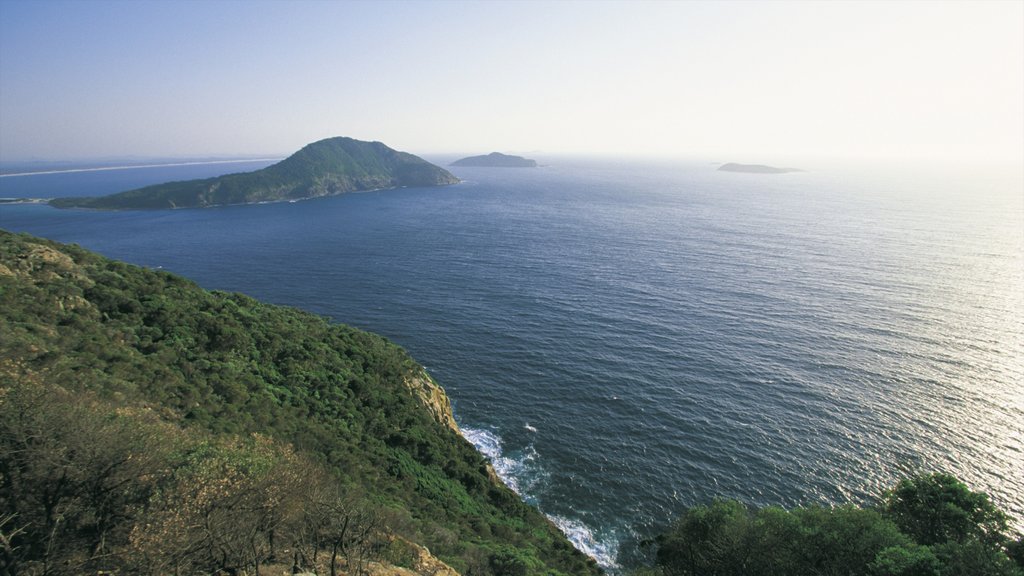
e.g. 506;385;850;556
547;514;621;570
462;426;545;496
461;426;620;570
462;426;502;460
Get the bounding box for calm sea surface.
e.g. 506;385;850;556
2;157;1022;566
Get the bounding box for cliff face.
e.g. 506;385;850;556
50;137;460;210
406;372;460;433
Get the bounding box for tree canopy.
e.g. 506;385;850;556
655;474;1022;576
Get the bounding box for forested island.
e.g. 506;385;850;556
718;162;802;173
451;152;538;167
48;137;459;210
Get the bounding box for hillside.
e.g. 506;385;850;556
451;153;537;168
49;137;460;209
0;230;599;576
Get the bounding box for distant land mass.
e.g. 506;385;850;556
49;137;459;209
451;152;538;168
718;162;802;174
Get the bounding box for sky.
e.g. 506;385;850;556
0;0;1022;165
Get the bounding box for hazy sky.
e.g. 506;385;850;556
1;0;1021;164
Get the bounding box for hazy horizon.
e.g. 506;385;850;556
1;0;1022;167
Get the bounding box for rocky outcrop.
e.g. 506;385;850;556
2;240;94;286
405;372;459;433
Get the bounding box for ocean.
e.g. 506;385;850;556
2;157;1021;567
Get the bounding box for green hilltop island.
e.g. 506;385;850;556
451;152;538;168
49;136;460;210
0;230;599;576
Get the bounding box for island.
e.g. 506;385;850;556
49;137;460;210
717;162;802;174
451;152;538;167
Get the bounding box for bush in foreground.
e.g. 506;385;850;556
655;473;1022;576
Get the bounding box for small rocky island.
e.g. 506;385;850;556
718;162;801;174
451;152;537;167
49;137;459;210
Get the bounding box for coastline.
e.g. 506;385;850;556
0;157;286;178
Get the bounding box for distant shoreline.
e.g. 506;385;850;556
0;158;285;178
0;198;50;204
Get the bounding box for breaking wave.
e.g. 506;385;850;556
461;425;620;569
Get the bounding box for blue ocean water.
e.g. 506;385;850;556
1;158;1022;566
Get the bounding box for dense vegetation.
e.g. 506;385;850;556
0;230;597;575
49;137;460;209
654;473;1023;576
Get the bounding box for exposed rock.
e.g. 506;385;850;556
406;372;459;433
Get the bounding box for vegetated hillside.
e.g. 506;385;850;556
49;137;460;209
0;230;598;576
654;473;1024;575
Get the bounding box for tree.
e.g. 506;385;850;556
881;473;1010;547
930;539;1022;576
0;371;177;575
868;544;940;576
126;434;310;575
654;475;1023;576
295;481;384;576
655;499;752;576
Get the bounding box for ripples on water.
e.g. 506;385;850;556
1;157;1021;568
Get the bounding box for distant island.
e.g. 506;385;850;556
49;137;459;210
718;162;802;174
451;152;537;168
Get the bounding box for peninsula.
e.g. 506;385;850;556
0;230;599;576
718;162;801;174
49;137;459;209
451;152;538;167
